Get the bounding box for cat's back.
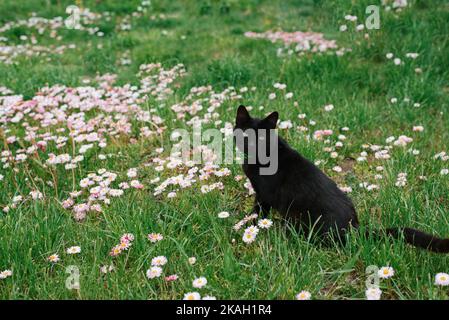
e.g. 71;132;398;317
279;145;356;215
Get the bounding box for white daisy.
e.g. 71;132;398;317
66;246;81;254
183;292;201;300
0;270;12;279
148;233;164;243
192;277;208;288
218;211;230;219
146;266;163;279
244;225;259;235
324;104;334;112
258;219;273;229
378;266;395;279
151;256;168;266
435;273;449;286
48;254;60;263
295;290;311;300
242;231;257;244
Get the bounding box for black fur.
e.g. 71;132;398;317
234;105;449;253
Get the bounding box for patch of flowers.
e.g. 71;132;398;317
0;63;185;216
244;30;347;57
110;233;135;257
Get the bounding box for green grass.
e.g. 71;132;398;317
0;0;449;299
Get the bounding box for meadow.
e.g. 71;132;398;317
0;0;449;300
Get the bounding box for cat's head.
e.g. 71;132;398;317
233;105;279;169
234;105;278;131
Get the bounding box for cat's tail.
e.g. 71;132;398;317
371;227;449;253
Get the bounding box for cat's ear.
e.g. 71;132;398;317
236;105;250;126
261;111;279;129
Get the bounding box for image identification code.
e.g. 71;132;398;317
176;304;272;317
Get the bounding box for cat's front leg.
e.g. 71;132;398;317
253;196;271;218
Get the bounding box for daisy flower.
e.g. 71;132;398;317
151;256;168;266
48;254;60;263
339;186;353;193
188;257;197;265
100;265;115;274
295;290;311;300
218;211;230;219
148;233;164;243
344;14;357;21
120;233;134;243
202;296;217;300
119;182;130;189
183;292;201;300
245;225;259;235
109;245;122;257
324;104;334;112
130;180;144;189
242;231;257;244
127;168;137;178
118;241;132;250
435;273;449;286
192;277;207;288
62;198;74;209
258;219;273;229
3;270;12;277
378;266;395;279
146;266;163;279
0;270;12;279
278;120;292;129
167;192;177;198
66;246;81;254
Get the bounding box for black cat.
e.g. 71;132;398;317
234;105;449;253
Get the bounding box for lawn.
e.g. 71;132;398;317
0;0;448;300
